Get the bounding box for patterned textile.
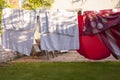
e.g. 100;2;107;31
77;15;110;60
83;9;120;35
78;8;120;59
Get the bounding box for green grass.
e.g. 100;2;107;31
0;62;120;80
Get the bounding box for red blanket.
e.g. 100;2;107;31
77;15;110;60
77;9;120;60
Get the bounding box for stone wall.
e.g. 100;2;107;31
0;48;17;63
0;37;17;63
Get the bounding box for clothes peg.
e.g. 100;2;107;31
78;10;82;15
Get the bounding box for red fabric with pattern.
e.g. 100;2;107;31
77;15;110;60
111;26;120;48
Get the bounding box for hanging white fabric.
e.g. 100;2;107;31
38;9;79;50
2;8;37;56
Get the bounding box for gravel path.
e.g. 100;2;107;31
0;37;120;63
12;51;120;62
1;47;120;63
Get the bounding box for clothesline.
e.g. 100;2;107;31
77;8;120;60
1;8;120;60
2;8;79;56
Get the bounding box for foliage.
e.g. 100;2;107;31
0;0;7;34
0;0;6;21
22;0;54;10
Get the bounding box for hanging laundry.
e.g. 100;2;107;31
77;8;120;60
83;9;120;35
2;8;37;56
77;15;110;60
38;9;79;50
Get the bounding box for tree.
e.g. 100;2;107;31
22;0;54;10
0;0;7;34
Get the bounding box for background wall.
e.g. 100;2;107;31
5;0;19;8
52;0;120;11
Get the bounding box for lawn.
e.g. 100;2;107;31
0;62;120;80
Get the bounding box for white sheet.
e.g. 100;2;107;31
2;8;36;56
39;9;79;50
